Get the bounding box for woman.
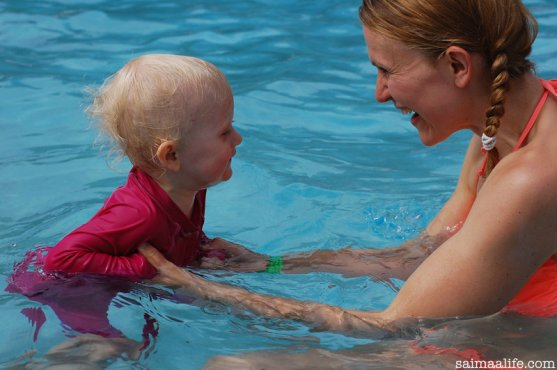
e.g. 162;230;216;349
141;0;557;333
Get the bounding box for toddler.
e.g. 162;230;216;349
7;54;253;342
44;54;243;278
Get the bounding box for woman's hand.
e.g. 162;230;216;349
199;238;269;272
139;244;198;289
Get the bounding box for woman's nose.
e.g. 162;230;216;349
375;74;391;103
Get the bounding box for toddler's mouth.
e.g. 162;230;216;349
400;108;420;121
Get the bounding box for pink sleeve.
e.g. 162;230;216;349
44;203;158;279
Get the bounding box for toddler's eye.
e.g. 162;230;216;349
378;66;390;76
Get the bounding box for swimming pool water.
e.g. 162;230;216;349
1;0;556;369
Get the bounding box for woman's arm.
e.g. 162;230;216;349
200;232;451;280
277;232;449;280
200;209;465;280
383;156;557;319
140;245;392;337
205;139;481;279
141;159;557;332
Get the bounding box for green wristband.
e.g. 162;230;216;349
264;256;283;274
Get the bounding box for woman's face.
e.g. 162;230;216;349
363;27;465;146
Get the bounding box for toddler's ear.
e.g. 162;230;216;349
156;140;180;172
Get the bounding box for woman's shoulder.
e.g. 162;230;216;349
481;142;557;223
459;146;557;261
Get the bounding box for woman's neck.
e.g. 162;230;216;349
492;73;544;156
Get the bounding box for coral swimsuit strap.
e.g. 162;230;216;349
477;79;554;177
513;85;550;150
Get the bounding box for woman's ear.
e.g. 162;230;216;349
155;140;180;172
442;45;474;88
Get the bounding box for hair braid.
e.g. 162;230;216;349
482;48;511;177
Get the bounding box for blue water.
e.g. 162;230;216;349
1;0;556;369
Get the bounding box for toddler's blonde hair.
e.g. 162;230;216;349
87;54;231;174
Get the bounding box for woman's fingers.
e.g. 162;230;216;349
139;244;181;278
139;244;167;268
139;244;195;287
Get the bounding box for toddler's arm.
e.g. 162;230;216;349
45;232;156;278
44;204;159;278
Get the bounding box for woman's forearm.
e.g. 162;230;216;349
178;269;389;336
281;232;448;280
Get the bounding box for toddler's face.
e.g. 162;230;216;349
175;93;242;190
